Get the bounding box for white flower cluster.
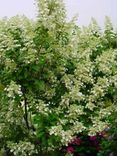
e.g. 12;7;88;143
71;121;86;133
66;105;85;119
49;125;73;146
74;60;94;84
37;0;66;30
7;141;36;156
20;36;37;64
5;58;16;71
36;100;51;115
96;49;117;75
89;77;110;102
89;118;108;136
4;81;22;98
49;119;86;145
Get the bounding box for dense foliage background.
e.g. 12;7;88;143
0;0;117;155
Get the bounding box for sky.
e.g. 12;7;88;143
0;0;117;27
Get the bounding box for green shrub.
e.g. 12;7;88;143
98;113;117;156
0;0;117;155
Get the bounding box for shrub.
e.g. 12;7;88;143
98;113;117;156
0;0;117;155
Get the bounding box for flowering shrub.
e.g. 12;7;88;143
0;0;117;155
98;113;117;156
62;132;107;156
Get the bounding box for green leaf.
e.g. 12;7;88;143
35;80;45;91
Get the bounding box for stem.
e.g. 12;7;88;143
21;86;30;130
24;94;30;130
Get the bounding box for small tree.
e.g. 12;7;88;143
0;0;117;155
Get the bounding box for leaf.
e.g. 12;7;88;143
0;83;5;93
35;80;45;91
32;65;40;72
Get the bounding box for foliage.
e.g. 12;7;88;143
98;113;117;156
62;132;106;156
0;0;117;155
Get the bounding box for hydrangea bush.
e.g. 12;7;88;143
0;0;117;155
